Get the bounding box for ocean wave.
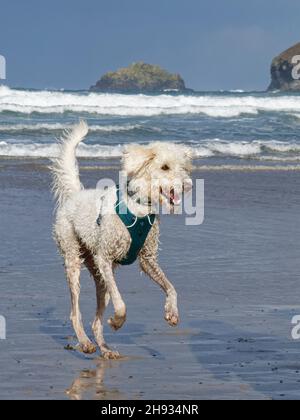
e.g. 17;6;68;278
287;113;300;120
0;141;122;158
228;89;245;93
204;141;261;156
262;142;300;153
195;140;300;158
0;122;142;134
1;86;300;117
1;139;300;159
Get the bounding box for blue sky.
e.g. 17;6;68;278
0;0;299;91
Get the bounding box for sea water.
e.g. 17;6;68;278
1;85;300;167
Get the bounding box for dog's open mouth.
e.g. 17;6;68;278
160;187;179;206
169;188;176;205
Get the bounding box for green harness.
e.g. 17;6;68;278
97;187;156;266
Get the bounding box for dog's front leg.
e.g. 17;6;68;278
140;256;179;326
95;255;126;331
139;221;179;326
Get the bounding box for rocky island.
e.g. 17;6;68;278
90;62;191;94
268;42;300;91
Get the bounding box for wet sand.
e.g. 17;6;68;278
1;159;300;400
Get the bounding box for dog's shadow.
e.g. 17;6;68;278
36;306;87;360
37;306;163;360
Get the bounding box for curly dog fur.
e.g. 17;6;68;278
51;121;193;359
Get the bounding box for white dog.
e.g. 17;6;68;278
51;121;193;359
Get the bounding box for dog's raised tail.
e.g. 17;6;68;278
50;121;88;207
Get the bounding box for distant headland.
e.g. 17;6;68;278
268;42;300;91
90;62;193;94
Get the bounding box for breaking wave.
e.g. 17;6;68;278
0;122;142;134
1;86;300;117
0;141;122;158
2;139;300;160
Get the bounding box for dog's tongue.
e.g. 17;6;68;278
170;190;181;205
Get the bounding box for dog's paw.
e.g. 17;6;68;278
165;305;179;327
80;342;97;354
102;349;121;360
108;313;126;331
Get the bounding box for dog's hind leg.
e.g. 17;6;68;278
56;225;96;354
94;255;126;332
94;281;120;359
84;255;120;359
65;252;97;354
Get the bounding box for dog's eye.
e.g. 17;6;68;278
161;164;170;171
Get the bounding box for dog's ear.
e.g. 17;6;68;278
184;146;193;162
183;146;194;170
122;145;156;177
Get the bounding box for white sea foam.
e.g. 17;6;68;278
1;139;300;159
0;122;142;133
0;141;122;158
262;142;300;153
287;113;300;120
207;141;261;156
1;86;300;117
205;140;300;156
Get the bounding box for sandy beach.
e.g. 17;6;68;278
0;158;300;400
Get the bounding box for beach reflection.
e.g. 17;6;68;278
66;360;126;400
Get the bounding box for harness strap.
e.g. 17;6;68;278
97;187;156;265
